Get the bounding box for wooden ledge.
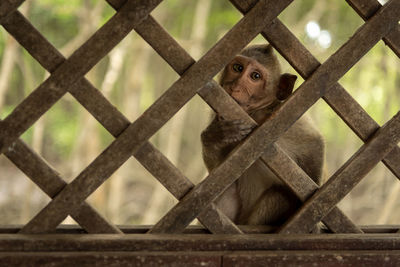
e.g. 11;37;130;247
1;226;400;266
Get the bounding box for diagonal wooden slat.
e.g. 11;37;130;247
135;144;242;234
3;133;121;233
19;0;290;234
0;0;24;23
132;2;360;234
280;111;400;233
232;0;400;181
134;15;258;121
347;0;400;58
260;145;362;233
149;0;400;233
1;8;240;234
0;0;161;155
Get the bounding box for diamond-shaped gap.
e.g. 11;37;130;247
140;94;212;226
150;94;210;185
85;155;174;226
84;28;182;124
0;34;48;120
0;154;50;225
339;41;400;126
337;162;400;225
19;93;114;181
27;0;114;56
308;99;364;180
278;0;364;63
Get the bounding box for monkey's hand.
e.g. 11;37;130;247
201;118;254;145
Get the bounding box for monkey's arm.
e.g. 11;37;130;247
201;117;253;144
201;117;254;171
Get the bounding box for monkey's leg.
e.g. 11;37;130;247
243;185;301;226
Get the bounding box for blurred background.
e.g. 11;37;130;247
0;0;399;227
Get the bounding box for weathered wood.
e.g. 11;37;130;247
346;0;381;19
1;234;400;251
2;9;240;234
0;252;221;267
261;144;362;233
0;0;24;23
1;251;399;267
0;0;161;154
1;13;64;74
224;251;400;267
2;224;399;234
233;0;400;181
281;112;400;233
347;0;400;58
134;15;194;76
150;0;400;234
19;0;289;234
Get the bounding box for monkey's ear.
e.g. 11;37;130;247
277;73;297;101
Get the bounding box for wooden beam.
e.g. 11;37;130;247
224;251;400;267
1;224;399;234
0;0;24;24
1;234;400;251
0;252;221;267
347;0;400;58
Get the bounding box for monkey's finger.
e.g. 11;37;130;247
223;137;239;144
239;129;252;136
238;124;254;131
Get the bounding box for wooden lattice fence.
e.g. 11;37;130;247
1;0;400;265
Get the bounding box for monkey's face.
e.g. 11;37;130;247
221;55;277;113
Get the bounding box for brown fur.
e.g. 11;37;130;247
201;44;324;229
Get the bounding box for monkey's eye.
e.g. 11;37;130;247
232;63;243;73
250;72;261;80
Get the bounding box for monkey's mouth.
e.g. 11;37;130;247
232;98;248;109
223;85;250;106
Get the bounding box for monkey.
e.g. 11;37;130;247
201;44;324;229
